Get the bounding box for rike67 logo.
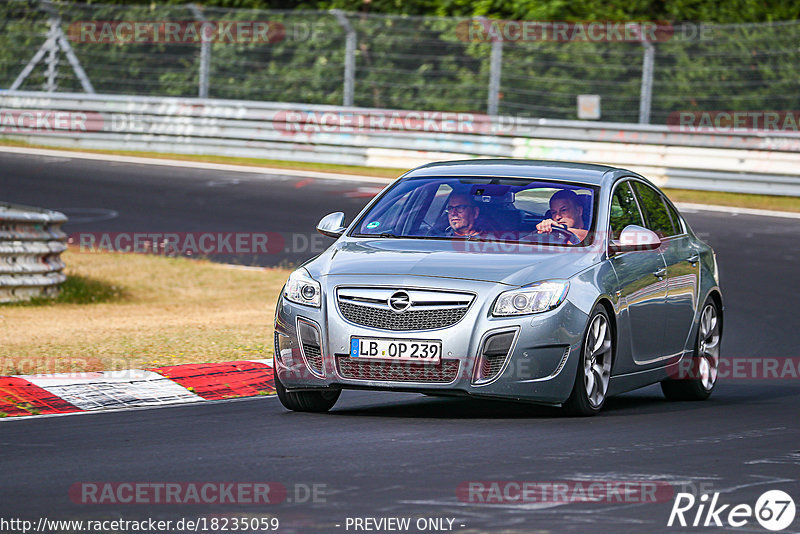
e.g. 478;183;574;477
668;490;796;531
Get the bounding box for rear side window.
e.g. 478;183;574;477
609;181;643;240
632;182;674;238
664;200;685;235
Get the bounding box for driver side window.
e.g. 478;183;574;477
423;184;453;226
610;181;644;240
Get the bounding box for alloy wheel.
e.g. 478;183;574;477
583;313;612;408
697;303;720;391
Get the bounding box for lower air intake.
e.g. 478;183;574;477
336;355;459;383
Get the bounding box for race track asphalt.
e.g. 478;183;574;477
1;151;799;533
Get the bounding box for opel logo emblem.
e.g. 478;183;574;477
388;290;411;313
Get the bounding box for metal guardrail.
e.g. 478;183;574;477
0;202;68;303
1;90;800;196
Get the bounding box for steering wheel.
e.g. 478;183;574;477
546;224;582;245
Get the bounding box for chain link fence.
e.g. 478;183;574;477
1;0;799;124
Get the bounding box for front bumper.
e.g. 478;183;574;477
274;276;588;405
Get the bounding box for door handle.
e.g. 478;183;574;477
653;267;667;279
687;255;699;265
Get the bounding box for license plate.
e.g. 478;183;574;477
350;337;441;364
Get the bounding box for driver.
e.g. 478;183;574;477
445;193;486;238
536;189;589;242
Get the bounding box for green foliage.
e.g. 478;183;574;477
1;1;799;122
63;0;800;21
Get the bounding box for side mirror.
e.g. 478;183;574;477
316;212;346;238
610;225;662;254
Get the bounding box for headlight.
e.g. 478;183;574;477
283;268;321;307
492;281;569;316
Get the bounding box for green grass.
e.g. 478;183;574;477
0;249;289;375
662;188;800;213
10;275;128;307
56;274;127;304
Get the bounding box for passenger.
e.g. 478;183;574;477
536;189;589;241
445;193;489;238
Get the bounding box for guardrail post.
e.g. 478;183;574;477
639;41;655;124
478;17;503;117
332;10;356;107
188;4;211;99
488;38;503;116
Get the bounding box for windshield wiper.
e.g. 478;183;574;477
379;232;400;238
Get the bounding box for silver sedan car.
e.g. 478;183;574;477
273;160;723;415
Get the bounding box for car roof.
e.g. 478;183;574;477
401;159;639;187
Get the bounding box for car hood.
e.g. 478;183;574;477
307;238;600;286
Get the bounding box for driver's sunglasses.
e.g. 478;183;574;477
445;204;472;214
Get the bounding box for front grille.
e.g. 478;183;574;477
302;343;323;374
337;288;473;331
336;355;460;383
338;301;469;331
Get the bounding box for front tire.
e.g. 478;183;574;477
563;305;614;416
275;370;340;412
661;298;721;401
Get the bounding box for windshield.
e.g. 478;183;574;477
351;176;598;246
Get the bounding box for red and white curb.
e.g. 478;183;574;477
0;359;274;418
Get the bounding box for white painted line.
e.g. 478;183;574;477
0;145;394;184
20;368;157;386
712;476;799;494
399;499;566;511
675;202;800;219
746;452;800;465
219;263;267;272
248;359;274;367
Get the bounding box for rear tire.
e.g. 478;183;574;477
563;305;614;416
275;370;340;412
661;298;721;401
